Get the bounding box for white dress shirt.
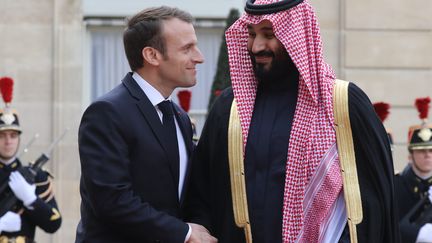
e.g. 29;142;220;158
132;72;188;199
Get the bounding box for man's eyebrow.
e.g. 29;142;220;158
246;25;273;32
181;42;194;50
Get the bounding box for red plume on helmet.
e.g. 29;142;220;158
0;76;21;133
373;101;393;146
415;97;430;121
373;102;390;123
177;90;198;142
177;90;192;113
408;97;432;150
0;76;14;105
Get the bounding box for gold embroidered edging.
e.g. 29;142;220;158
35;179;50;186
228;100;253;243
38;177;53;199
333;79;363;243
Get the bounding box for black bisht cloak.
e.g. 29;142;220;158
183;83;400;243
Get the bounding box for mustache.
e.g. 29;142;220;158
251;50;274;58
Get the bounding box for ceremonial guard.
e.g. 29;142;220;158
0;77;61;243
395;97;432;243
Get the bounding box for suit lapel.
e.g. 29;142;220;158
122;73;179;184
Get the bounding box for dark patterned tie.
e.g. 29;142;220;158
158;100;179;184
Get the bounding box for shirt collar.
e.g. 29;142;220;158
0;156;17;166
132;72;171;106
0;157;19;171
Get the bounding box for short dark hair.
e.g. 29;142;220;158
123;6;194;71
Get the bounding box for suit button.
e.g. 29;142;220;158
154;240;161;243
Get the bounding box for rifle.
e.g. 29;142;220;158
401;193;432;226
0;129;68;217
16;133;39;158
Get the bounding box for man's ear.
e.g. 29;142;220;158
142;47;161;66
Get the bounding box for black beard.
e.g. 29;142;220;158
250;50;299;89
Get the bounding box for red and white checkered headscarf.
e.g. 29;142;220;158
226;0;343;242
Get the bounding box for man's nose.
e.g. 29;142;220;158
193;47;204;64
251;37;267;54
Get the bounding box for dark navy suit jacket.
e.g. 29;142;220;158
76;73;194;243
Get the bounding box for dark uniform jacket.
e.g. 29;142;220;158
76;73;194;243
395;166;432;243
0;159;62;240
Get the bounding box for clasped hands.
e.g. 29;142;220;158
187;223;218;243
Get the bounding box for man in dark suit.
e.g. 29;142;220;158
75;6;217;243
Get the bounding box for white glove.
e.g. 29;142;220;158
416;223;432;243
428;186;432;203
0;211;21;234
8;171;37;207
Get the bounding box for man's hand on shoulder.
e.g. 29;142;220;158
186;223;218;243
8;171;37;207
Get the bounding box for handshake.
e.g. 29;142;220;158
0;171;37;234
186;223;218;243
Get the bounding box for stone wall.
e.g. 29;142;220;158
0;0;83;242
311;0;432;171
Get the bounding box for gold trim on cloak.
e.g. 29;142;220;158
228;99;253;243
227;79;362;243
333;79;363;243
